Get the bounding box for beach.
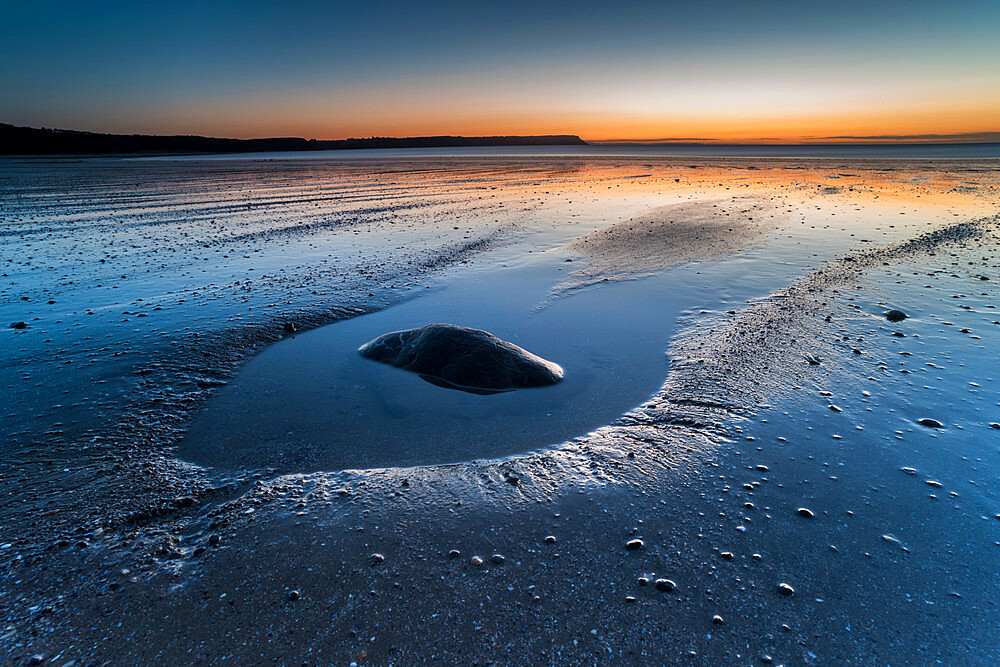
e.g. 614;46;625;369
2;153;999;664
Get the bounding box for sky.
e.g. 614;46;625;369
2;0;999;143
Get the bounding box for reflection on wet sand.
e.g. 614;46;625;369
1;156;998;664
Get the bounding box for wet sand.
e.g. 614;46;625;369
2;156;999;664
550;196;781;300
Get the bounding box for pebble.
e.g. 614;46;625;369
712;614;725;625
544;535;557;544
626;538;644;551
918;418;944;428
448;549;461;558
369;552;385;565
778;583;795;596
655;578;677;592
10;321;28;329
287;590;300;601
885;309;908;322
470;556;484;567
491;554;505;565
796;508;815;518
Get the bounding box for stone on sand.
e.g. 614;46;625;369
885;309;908;322
655;578;677;592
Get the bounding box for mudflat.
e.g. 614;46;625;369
2;155;999;664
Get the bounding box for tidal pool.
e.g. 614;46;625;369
178;255;686;473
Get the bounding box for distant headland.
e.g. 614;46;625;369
0;123;588;155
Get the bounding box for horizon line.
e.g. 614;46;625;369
6;122;1000;147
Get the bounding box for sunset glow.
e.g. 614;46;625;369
2;1;999;142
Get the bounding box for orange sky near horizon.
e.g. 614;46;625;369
4;1;1000;144
60;64;998;143
124;90;1000;143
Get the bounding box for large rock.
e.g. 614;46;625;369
359;323;563;394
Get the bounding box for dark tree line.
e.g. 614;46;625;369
0;123;587;155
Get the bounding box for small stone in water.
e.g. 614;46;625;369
369;553;385;565
470;556;484;567
544;535;557;544
491;554;505;565
712;614;725;625
796;508;815;518
918;418;944;428
626;539;644;551
778;583;795;596
885;309;907;322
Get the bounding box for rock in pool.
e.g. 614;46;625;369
358;323;564;395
